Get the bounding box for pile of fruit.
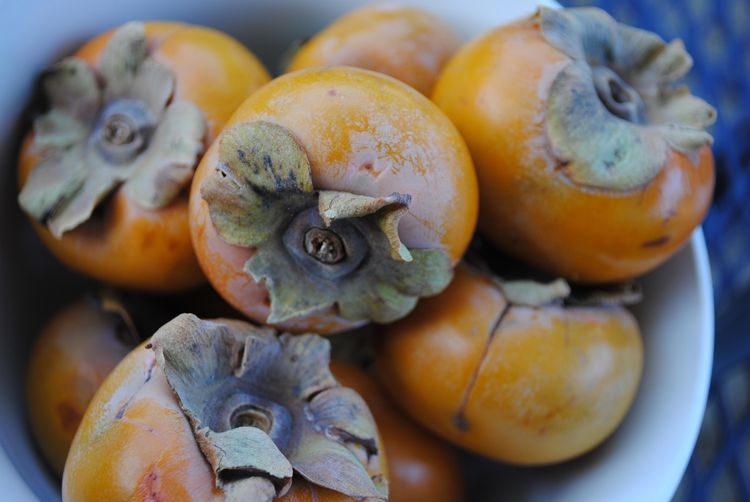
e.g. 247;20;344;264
18;4;715;501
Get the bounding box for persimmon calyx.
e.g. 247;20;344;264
18;22;206;238
201;121;452;325
539;7;716;191
496;278;571;307
151;314;387;502
494;275;641;307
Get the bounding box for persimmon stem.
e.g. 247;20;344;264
92;99;154;164
282;207;368;281
231;405;274;433
304;227;346;264
103;114;136;145
592;66;646;124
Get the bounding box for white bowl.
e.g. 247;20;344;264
0;1;713;501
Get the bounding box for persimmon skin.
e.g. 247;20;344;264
26;299;134;476
375;265;644;465
63;342;388;502
18;22;271;292
287;4;459;95
332;362;464;502
431;19;714;282
190;67;478;333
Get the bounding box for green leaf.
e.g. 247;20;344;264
33;109;88;151
290;431;386;500
100;21;148;100
45;153;132;238
201;427;293;489
201;121;315;248
42;58;100;124
18;146;88;226
125;101;206;209
125;58;175;118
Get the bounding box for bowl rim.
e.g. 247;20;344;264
659;228;714;501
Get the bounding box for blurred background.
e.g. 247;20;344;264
562;0;750;500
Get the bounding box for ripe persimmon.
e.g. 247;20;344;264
190;67;478;334
26;293;139;475
375;264;643;464
287;4;459;95
332;362;464;502
63;314;388;501
432;7;716;282
17;21;270;292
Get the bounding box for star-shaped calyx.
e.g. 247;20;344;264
18;22;206;237
201;121;452;325
151;314;387;502
538;7;716;191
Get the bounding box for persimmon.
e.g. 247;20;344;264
190;67;478;334
332;362;464;502
286;4;459;95
432;7;716;282
26;293;139;476
63;314;388;501
375;264;643;464
17;21;270;292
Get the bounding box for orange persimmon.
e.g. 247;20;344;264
190;67;478;334
332;362;464;502
287;4;459;95
18;21;270;292
432;7;715;282
26;295;138;475
63;315;388;501
375;264;643;464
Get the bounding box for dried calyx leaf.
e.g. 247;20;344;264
94;290;141;345
496;278;571;307
495;275;641;308
18;21;206;238
539;7;716;192
201;121;453;325
151;314;387;501
93;289;179;343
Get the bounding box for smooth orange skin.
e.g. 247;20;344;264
64;341;388;502
26;299;134;476
432;19;714;282
375;265;644;464
190;67;478;333
332;362;464;502
18;22;270;292
287;4;459;96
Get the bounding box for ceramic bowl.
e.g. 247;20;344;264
0;1;712;500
